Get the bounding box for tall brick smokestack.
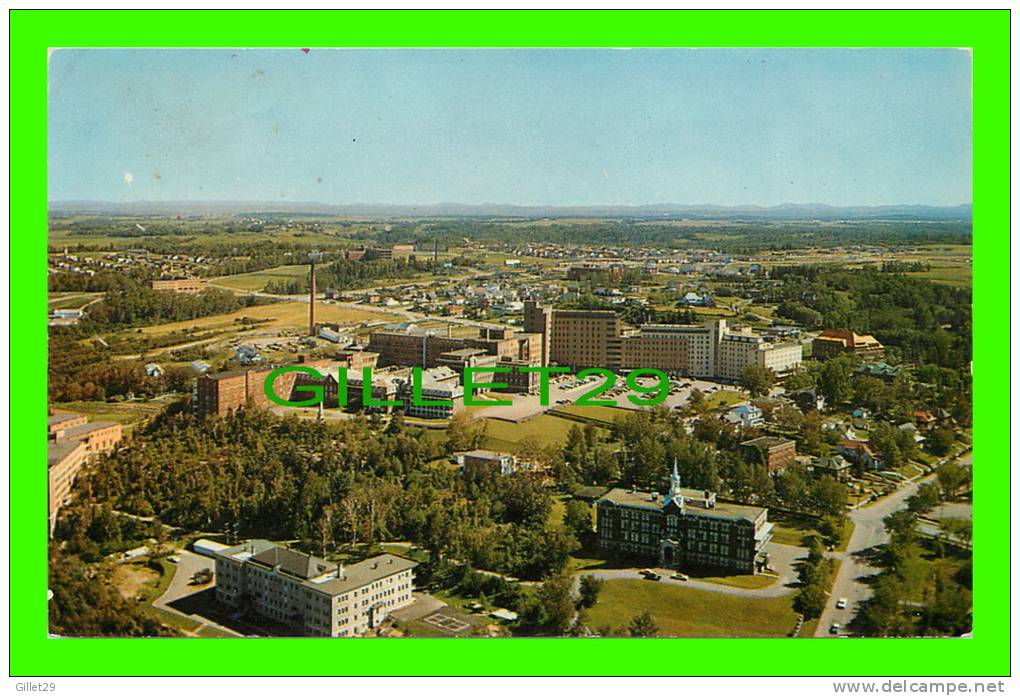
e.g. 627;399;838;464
309;250;321;337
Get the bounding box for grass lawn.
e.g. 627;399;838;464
584;580;799;637
702;390;748;410
696;574;778;590
480;414;607;451
552;404;631;426
768;511;854;551
48;292;102;309
52;400;168;431
799;617;820;638
138;300;390;336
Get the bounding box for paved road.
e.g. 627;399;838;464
152;549;241;637
814;451;972;637
572;541;805;599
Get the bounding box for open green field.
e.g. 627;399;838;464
702;390;747;410
48;292;102;309
584;579;799;637
138;300;390;336
480;414;608;451
906;264;972;288
552;403;631;426
52;400;169;430
696;573;778;590
210;264;310;291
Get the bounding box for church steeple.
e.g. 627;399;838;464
665;458;684;509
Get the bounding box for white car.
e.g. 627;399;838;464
836;597;848;609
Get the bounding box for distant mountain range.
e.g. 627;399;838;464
49;200;973;221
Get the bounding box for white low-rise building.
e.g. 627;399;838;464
214;540;417;637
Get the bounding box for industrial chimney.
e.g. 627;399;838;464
308;250;321;336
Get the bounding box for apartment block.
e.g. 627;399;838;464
214;540;416;637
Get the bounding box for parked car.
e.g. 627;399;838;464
670;573;689;581
836;597;848;610
829;622;842;635
640;569;661;581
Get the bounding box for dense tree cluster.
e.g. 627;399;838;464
48;333;196;402
852;504;971;637
48;547;176;637
767;266;971;370
59;410;574;581
49;272;268;330
265;257;436;294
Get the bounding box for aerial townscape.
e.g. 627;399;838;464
47;208;973;639
46;47;972;640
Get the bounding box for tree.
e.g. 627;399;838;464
627;610;660;637
869;422;903;468
563;499;594;542
519;571;576;636
740;365;776;398
577;574;604;609
818;357;853;405
936;462;970;500
907;484;940;516
928;428;956;456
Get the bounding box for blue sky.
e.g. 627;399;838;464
48;48;971;206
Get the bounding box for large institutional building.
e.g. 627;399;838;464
214;540;417;637
595;465;772;575
811;329;884;359
47;413;124;535
367;326;544;394
523;301;802;379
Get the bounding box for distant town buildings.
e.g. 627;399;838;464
595;465;772;575
213;540;416;637
150;277;209;294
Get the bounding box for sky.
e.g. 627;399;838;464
48;48;972;207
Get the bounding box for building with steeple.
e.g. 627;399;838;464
594;462;773;575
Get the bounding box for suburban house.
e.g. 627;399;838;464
809;454;854;482
837;439;882;469
723;403;765;429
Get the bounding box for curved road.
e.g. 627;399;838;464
814;451;972;637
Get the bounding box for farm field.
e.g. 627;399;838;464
210;265;311;292
905;264;972;288
584;579;799;638
138;301;391;336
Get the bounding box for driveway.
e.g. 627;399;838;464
572;541;804;599
153;549;241;636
